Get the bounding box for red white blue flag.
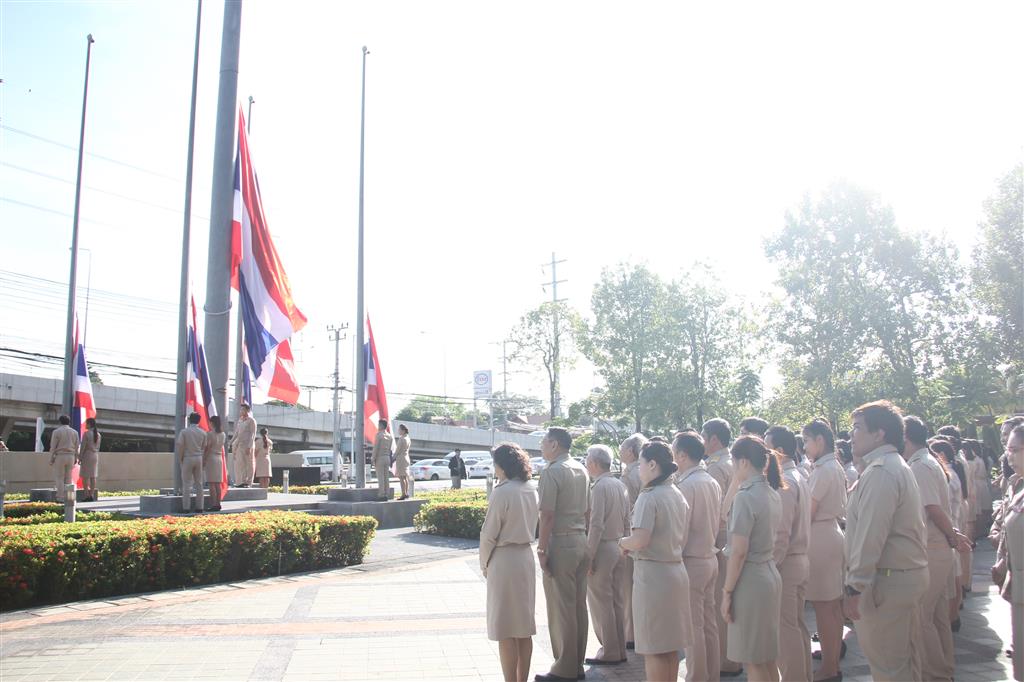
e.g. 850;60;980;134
186;294;218;431
70;318;96;437
230;105;306;405
363;315;389;442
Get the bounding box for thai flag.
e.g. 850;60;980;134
363;316;390;442
231;105;306;404
186;295;217;430
69;318;96;438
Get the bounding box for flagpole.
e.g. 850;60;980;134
62;34;95;416
204;0;243;420
354;45;369;489
175;0;203;494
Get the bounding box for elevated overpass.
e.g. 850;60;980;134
0;373;543;457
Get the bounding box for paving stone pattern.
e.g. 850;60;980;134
0;529;1015;681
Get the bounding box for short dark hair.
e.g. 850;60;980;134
937;424;961;440
1011;424;1024;441
836;439;853;464
730;435;786;490
765;425;797;460
640;441;677;484
852;400;905;450
58;415;71;425
399;424;409;434
188;412;201;425
210;415;222;433
701;418;732;448
1002;416;1024;431
740;417;769;437
903;416;929;447
649;436;669;444
547;427;573;451
378;418;388;429
492;443;532;481
673;432;706;462
802;419;835;453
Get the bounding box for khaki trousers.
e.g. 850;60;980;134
53;454;76;492
586;539;626;662
778;554;812;682
854;567;928;682
622;555;634;643
181;455;204;511
919;546;955;682
375;458;391;498
683;555;720;682
543;533;589;679
716;534;742;672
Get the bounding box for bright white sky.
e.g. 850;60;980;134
2;1;1022;416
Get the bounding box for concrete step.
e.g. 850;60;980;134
157;487;268;502
326;487;394;502
317;498;427;529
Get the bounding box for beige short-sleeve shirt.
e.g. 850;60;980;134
675;465;722;558
774;461;811;563
631;482;689;562
706;448;734;535
726;474;782;563
908;447;952;548
538;453;590;534
622;461;642;505
479;479;540;572
50;425;80;456
587;473;630;558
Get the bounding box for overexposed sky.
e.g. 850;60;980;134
2;1;1022;414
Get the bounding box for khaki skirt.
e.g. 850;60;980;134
486;544;536;640
204;454;224;483
79;451;99;478
255;454;272;478
728;560;782;664
633;559;692;655
807;520;844;601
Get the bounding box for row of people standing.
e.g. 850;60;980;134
48;414;101;501
992;418;1024;682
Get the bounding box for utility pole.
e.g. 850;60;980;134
328;323;348;482
353;46;370;488
490;339;510;427
541;252;567;418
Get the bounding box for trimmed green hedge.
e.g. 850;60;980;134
414;501;488;539
4;503;64;518
2;490;159;503
417;488;487;503
0;511;377;610
267;485;332;495
2;511;129;526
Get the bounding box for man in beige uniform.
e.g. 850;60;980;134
536;427;591;682
372;419;394;501
844;401;929;682
394;424;412;499
617;432;646;649
584;444;630;665
702;417;742;676
176;412;207;513
231;404;257;487
903;416;970;682
49;415;80;494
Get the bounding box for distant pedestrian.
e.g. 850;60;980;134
203;415;225;511
395;424;412;499
231;403;257;487
449;449;466;489
78;417;101;502
372;419;394;501
480;443;539;682
255;428;273;488
176;412;206;513
0;438;9;451
49;415;80;496
617;432;647;650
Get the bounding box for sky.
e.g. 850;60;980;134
2;1;1022;417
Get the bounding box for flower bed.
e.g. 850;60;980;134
266;485;332;495
0;511;377;610
414;500;488;539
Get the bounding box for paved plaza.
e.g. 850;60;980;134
0;528;1015;682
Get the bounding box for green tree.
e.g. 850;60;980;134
509;302;582;420
394;395;466;423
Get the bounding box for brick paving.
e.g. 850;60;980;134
0;528;1015;681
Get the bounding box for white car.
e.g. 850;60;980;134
411;459;452;481
467;457;494;478
530;457;547;475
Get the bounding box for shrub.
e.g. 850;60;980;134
417;488;487;503
267;485;332;495
1;511;130;526
0;511;377;610
4;493;29;502
3;503;63;518
414;501;488;539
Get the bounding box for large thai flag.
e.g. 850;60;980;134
70;318;95;489
186;295;228;498
231;105;306;404
363;316;390;442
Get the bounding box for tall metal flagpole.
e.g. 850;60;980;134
354;46;369;489
174;0;203;494
62;34;95;415
204;0;243;420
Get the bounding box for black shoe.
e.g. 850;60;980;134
625;641;635;650
584;658;625;666
812;641;847;660
815;674;843;682
398;495;409;500
951;617;961;632
534;674;576;682
721;669;744;678
377;497;389;502
811;631;820;642
209;506;222;511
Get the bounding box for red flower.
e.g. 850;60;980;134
22;549;34;556
56;550;65;558
19;582;28;590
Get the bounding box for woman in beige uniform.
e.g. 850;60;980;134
619;441;692;682
203;416;225;511
993;423;1024;680
802;419;846;682
479;443;539;682
721;435;784;682
254;428;273;488
79;418;101;501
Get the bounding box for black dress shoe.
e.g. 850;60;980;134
584;658;625;665
721;669;744;678
534;674;576;682
625;641;635;650
951;617;961;632
812;641;847;660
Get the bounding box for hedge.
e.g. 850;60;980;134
0;511;377;610
2;490;158;503
418;488;487;503
267;485;332;495
4;502;65;518
2;511;129;526
414;500;488;539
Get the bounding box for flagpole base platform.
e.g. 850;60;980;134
140;487;268;514
326;487;394;503
318;498;427;529
30;489;90;503
157;487;269;502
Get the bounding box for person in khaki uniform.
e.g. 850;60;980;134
231;404;257;487
372;419;394;501
78;417;101;501
254;428;273;488
766;426;812;682
994;423;1024;681
844;401;929;682
394;424;412;499
619;441;692;682
480;443;540;682
176;412;207;513
583;444;630;666
49;415;80;495
703;417;744;677
617;432;646;650
673;431;723;682
203;416;226;511
535;427;591;682
903;418;970;682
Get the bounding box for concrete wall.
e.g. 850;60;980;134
0;451;305;493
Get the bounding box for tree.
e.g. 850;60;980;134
491;391;545;426
509;302;581;420
394;395;466;423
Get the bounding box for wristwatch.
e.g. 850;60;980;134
844;585;861;597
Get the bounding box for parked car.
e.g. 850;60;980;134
443;450;490;462
411;459;452;481
290;450;342;481
530;457;547;476
467;457;494;478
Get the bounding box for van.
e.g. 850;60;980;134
289;450;345;481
